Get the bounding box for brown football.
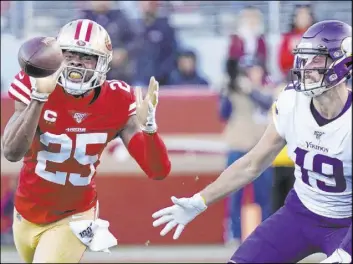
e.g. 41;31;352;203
18;37;64;78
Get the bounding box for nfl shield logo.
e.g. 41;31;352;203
314;131;325;140
71;112;90;124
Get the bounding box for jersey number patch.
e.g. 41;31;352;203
35;132;107;186
294;147;346;193
108;80;130;92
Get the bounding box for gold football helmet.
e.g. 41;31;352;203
56;19;113;95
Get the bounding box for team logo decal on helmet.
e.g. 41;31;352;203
76;40;86;47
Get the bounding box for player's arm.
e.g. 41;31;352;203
2;100;44;162
200;120;285;205
120;115;171;180
2;68;63;162
152;96;288;239
119;77;171;180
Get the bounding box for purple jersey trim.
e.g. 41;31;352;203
310;90;352;127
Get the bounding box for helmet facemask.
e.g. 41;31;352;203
291;39;352;97
58;48;111;95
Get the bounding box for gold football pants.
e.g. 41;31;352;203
12;206;96;263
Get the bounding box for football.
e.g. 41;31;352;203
18;36;64;78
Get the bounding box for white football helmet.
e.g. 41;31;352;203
56;19;113;95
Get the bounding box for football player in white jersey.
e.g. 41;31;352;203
152;20;352;263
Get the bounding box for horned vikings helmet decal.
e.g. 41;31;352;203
291;20;352;97
56;19;113;95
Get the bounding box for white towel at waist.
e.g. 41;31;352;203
69;218;117;253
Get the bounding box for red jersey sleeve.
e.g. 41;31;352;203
8;70;32;105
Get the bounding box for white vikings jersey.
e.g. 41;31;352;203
273;85;352;218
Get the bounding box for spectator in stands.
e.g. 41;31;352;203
166;50;209;86
226;6;266;93
79;1;136;83
278;4;315;81
131;1;178;87
220;57;275;244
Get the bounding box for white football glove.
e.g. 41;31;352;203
135;76;159;134
321;249;351;263
152;193;207;240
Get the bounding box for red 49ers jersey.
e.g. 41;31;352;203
8;71;136;224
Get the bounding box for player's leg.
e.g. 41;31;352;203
12;208;42;263
32;221;87;263
317;223;352;257
228;202;319;263
32;206;96;263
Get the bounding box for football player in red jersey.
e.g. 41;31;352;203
2;19;171;263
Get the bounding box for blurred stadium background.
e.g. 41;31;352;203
1;1;351;263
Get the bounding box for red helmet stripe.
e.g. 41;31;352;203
74;20;83;40
85;21;94;42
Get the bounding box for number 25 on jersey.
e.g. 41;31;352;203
36;132;107;186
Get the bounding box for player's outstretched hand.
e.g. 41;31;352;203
31;62;66;102
152;193;207;240
135;76;159;133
